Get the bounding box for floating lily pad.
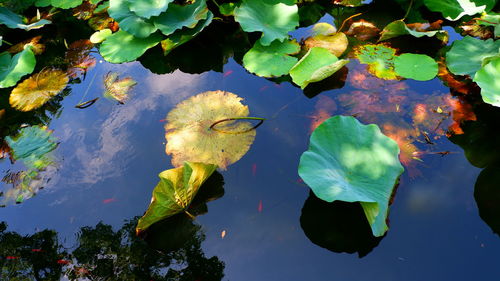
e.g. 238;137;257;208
290;47;349;89
394;53;438;81
303;32;349;57
446;36;500;77
311;22;337;36
5;126;57;165
0;7;51;30
298;116;404;237
424;0;487;21
136;162;217;233
9;69;68;111
473;57;500;107
127;0;172;19
0;46;36;88
379;20;447;42
234;0;299;46
108;0;157;38
242;39;300;78
99;30;162;63
165;91;256;169
89;29;112;43
355;44;398;80
153;0;209;36
103;72;137;104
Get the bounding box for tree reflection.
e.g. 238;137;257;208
300;192;383;257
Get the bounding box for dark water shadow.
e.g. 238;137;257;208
475;165;500;236
300;192;384;258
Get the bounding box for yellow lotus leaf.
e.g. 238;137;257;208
9;69;69;112
303;32;348;57
165;90;256;170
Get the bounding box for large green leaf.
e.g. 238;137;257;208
127;0;173;19
394;53;438;81
355;44;398;80
242;39;300;78
473;57;500;107
136;162;217;233
290;47;349;89
35;0;83;8
161;12;213;55
153;0;209;36
379;20;447;42
0;7;51;30
0;46;36;88
234;0;299;46
5;126;57;168
108;0;157;38
446;36;500;77
99;30;162;63
298;116;404;237
424;0;487;21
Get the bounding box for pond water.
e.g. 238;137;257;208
1;8;500;281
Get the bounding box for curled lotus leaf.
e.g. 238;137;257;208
152;0;209;36
0;45;36;88
379;20;448;42
9;69;69;112
234;0;299;46
165;90;256;170
108;0;157;38
0;7;51;30
136;161;217;234
355;44;398;80
473;57;500;107
298;116;404;237
242;39;300;78
127;0;173;19
161;12;213;56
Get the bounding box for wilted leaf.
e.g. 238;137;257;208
394;53;438;81
473;57;500;107
303;32;348;57
0;7;51;30
9;69;68;112
234;0;299;46
379;20;448;42
355;44;398;80
136;162;217;233
345;20;380;41
165;90;257;169
7;36;45;55
290;47;349;89
0;45;36;88
103;72;137;104
65;39;96;78
152;0;209;36
99;30;162;63
446;36;500;77
242;39;300;78
298;115;404;237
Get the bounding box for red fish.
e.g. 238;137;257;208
57;259;70;265
259;85;269;92
251;163;257;176
102;198;116;204
258;200;263;213
31;249;42;252
6;256;19;260
223;70;234;77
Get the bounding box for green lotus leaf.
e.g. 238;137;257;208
35;0;82;8
234;0;299;46
90;29;112;44
473;57;500;107
333;0;373;6
100;30;162;63
108;0;157;38
290;47;349;89
219;3;236;16
161;12;213;56
136;162;217;233
423;0;487;21
379;20;447;42
311;22;337;36
394;53;438;81
298;115;404;237
0;7;51;30
446;36;500;77
127;0;173;19
355;44;397;80
0;46;36;88
242;39;300;78
5;126;57;168
152;0;209;36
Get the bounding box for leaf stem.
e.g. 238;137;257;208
338;13;362;33
209;117;265;134
403;0;413;20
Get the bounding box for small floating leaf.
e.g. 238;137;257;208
242;39;300;78
99;30;162;63
9;69;68;112
446;36;500;77
355;44;397;80
136;161;217;233
290;47;349;89
90;29;112;43
303;32;349;57
0;45;36;88
234;0;299;46
298;116;404;237
165;90;257;169
473;57;500;107
394;53;438;81
103;72;137;104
